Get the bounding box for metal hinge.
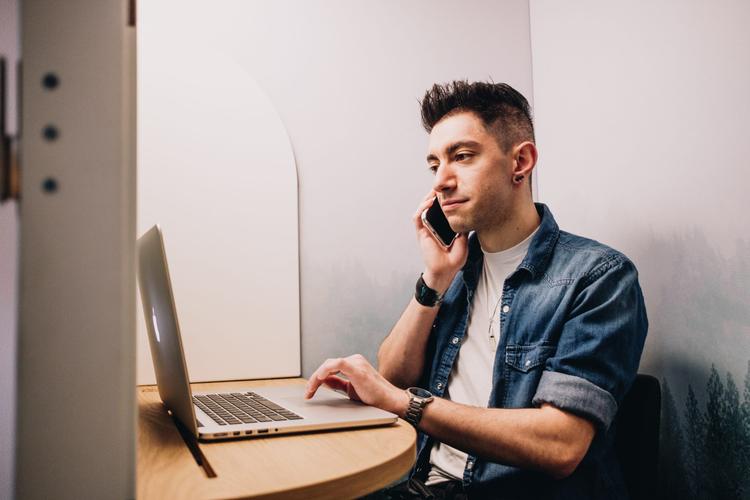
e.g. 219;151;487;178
0;56;20;204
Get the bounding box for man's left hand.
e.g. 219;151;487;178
304;354;409;416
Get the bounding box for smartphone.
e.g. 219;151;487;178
421;196;458;248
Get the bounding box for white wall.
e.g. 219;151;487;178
530;1;750;495
136;0;534;384
0;0;18;497
137;4;301;384
201;0;534;375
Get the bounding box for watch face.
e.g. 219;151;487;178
410;387;433;399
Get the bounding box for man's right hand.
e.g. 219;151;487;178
413;191;469;295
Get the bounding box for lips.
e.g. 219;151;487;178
441;199;467;211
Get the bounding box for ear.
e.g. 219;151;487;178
512;141;538;178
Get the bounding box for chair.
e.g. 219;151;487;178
614;374;661;500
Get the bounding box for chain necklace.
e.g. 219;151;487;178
483;260;503;350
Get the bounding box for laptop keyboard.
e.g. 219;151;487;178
192;392;303;426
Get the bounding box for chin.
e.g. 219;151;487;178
446;216;472;234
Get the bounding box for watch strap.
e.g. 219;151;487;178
415;274;443;307
404;388;434;428
404;398;426;427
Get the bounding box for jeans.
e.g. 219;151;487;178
364;478;467;500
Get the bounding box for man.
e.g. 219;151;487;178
305;81;648;498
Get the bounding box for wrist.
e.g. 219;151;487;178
421;271;453;295
389;388;410;419
403;387;435;428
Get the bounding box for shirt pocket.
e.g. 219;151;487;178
505;342;557;372
501;342;557;407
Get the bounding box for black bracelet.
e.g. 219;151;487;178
415;273;443;307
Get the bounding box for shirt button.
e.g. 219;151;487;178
467;461;474;470
436;382;443;390
525;360;531;367
451;337;460;345
502;305;510;313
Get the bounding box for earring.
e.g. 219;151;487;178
513;175;524;184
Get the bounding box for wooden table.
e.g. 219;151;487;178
137;378;416;499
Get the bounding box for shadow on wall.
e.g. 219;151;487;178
302;260;413;375
628;229;750;499
635;229;750;384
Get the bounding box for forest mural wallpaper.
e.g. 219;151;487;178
529;2;750;498
659;365;750;499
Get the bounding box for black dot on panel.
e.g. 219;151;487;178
42;73;60;90
42;125;59;141
42;177;59;194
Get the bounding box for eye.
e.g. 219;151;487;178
428;164;439;174
455;152;472;162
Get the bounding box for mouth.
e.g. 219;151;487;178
441;198;467;212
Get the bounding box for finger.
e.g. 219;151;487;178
420;192;436;211
422;190;436;204
452;232;468;251
304;358;347;398
320;374;349;393
414;190;436;216
413;196;437;227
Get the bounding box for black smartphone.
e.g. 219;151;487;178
421;196;458;248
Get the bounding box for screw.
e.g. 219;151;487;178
42;177;58;194
42;73;59;90
42;125;59;141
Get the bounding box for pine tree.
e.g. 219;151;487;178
659;378;689;499
703;365;740;499
703;366;722;499
722;372;743;499
684;383;705;498
741;361;750;499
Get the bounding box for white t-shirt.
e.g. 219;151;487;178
426;227;538;485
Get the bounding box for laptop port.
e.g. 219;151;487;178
214;433;227;437
233;431;240;436
258;429;269;434
245;431;253;435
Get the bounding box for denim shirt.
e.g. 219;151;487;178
412;203;648;499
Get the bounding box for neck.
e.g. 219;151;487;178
478;200;540;253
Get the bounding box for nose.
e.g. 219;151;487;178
432;163;456;195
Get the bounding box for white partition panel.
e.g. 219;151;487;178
138;2;300;384
18;1;136;497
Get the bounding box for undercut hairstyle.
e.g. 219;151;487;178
420;81;535;153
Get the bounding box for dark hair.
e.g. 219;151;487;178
420;81;535;152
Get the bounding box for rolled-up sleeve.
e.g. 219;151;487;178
532;257;648;431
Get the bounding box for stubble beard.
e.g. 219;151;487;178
449;196;512;235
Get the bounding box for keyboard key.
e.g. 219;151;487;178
194;392;303;426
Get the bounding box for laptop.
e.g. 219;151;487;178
136;224;397;441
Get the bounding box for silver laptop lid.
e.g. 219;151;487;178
136;225;198;435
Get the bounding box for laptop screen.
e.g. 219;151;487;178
136;225;198;434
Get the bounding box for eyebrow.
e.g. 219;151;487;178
426;140;482;163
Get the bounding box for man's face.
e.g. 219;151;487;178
426;111;515;234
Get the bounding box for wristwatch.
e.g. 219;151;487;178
415;274;444;307
404;387;434;427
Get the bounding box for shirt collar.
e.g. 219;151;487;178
461;203;560;290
